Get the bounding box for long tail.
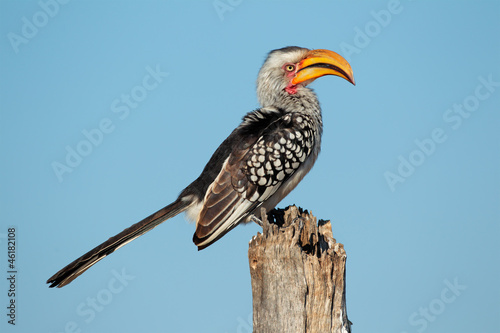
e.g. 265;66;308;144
47;198;189;288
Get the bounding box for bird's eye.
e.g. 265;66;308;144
285;64;295;72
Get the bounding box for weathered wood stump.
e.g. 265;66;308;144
248;206;350;333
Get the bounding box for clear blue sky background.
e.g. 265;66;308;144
1;1;499;332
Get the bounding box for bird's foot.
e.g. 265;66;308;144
250;214;264;227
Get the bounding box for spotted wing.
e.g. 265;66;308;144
193;112;317;249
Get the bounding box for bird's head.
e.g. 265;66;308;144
256;46;355;107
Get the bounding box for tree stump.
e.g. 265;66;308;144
248;206;350;333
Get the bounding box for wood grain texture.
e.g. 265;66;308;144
248;206;350;333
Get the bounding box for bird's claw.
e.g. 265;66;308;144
250;215;264;227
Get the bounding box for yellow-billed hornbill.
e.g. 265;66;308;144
47;46;355;288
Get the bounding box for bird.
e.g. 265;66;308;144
47;46;355;288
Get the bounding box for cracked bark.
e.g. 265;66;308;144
248;206;350;333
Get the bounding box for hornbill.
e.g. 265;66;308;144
47;46;355;288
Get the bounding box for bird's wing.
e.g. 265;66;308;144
193;111;317;249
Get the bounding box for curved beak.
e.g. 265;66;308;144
292;49;355;86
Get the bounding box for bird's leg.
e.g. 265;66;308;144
250;214;264;227
251;208;287;228
250;207;270;227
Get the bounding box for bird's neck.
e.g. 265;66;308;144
259;87;323;131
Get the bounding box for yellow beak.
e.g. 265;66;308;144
292;49;355;86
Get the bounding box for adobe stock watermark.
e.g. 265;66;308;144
385;74;499;192
51;64;169;183
339;0;406;62
225;312;252;333
57;268;135;333
7;0;71;54
213;0;243;21
401;277;466;333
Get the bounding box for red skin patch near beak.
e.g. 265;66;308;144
283;63;299;94
285;83;298;94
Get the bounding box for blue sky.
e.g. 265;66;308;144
1;1;499;332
